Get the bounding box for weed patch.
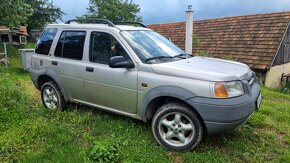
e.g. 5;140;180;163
89;138;127;162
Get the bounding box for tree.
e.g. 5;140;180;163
0;0;33;28
24;0;65;30
80;0;142;22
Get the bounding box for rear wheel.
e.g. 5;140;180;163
41;81;66;110
152;103;203;151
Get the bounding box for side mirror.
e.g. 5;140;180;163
109;56;134;68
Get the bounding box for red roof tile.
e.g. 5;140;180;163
148;12;290;70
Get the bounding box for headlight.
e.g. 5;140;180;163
213;81;244;98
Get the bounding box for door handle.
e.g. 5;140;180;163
86;67;94;72
52;61;58;66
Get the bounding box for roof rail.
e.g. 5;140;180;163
114;21;147;28
64;19;115;27
64;19;147;28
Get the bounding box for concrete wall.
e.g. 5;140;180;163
265;62;290;89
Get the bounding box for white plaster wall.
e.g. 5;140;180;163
265;62;290;89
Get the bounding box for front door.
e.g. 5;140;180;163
83;31;138;114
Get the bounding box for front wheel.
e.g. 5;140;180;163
41;81;66;110
152;103;203;151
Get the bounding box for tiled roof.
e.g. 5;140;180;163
0;25;28;36
148;12;290;70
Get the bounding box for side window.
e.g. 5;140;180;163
90;32;128;64
35;28;58;55
55;31;86;60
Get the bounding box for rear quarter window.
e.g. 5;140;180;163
35;28;58;55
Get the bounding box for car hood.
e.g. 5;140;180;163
150;56;252;81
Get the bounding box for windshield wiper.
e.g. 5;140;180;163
174;53;193;59
145;56;173;62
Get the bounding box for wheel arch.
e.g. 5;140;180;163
37;70;68;101
140;86;207;132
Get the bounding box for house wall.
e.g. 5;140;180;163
0;32;27;45
273;22;290;66
265;62;290;89
266;22;290;89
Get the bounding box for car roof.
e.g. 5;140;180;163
46;23;151;31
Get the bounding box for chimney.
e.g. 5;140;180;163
185;5;193;54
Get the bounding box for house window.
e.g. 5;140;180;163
0;34;9;42
12;35;19;42
55;31;86;60
19;36;27;44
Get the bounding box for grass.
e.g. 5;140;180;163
0;45;290;162
23;42;36;49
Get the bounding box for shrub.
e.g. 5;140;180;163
89;138;124;162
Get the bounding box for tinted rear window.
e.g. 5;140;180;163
35;28;58;55
55;31;86;60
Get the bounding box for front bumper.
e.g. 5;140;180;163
186;79;261;135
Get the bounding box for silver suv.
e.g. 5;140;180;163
28;19;262;151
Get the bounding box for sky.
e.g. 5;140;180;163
54;0;290;25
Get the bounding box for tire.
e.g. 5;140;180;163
152;102;203;151
41;81;67;110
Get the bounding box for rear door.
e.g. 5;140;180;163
83;31;138;114
49;30;86;101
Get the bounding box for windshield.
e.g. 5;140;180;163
121;30;185;63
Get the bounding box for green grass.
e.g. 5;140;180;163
24;42;37;49
0;45;290;162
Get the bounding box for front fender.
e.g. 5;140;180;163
140;85;196;122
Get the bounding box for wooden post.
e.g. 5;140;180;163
4;42;7;68
0;42;8;68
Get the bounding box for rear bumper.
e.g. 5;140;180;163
186;80;261;135
28;68;40;89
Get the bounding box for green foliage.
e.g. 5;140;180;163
192;34;209;57
89;138;126;162
0;0;63;29
198;50;209;57
0;76;27;110
192;34;200;48
24;0;65;30
24;42;37;49
0;0;33;27
0;44;22;67
80;0;142;22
